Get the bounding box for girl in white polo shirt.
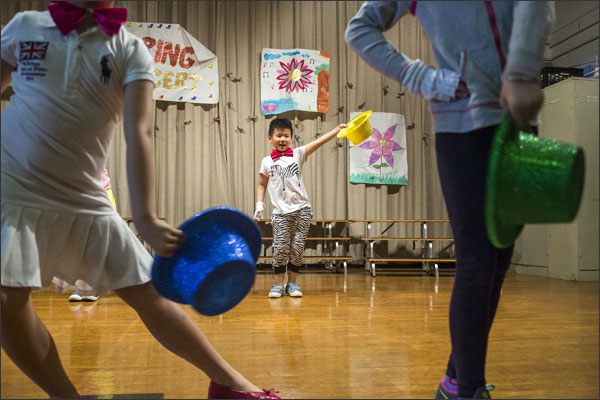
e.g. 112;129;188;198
1;2;279;399
254;118;346;298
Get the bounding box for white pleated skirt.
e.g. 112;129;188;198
1;203;153;296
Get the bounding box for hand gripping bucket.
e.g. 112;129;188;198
151;207;261;316
337;110;373;145
485;115;585;248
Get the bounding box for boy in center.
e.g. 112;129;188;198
254;118;346;298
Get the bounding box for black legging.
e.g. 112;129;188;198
435;125;514;398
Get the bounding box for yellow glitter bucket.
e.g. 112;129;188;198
337;110;373;145
485;114;585;248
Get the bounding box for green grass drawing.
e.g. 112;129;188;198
350;172;407;185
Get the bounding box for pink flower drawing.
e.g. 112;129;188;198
276;58;314;92
359;124;404;178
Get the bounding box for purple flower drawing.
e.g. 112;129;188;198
359;124;404;179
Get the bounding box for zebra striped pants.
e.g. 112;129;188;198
271;207;312;271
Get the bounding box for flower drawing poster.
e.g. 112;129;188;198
260;48;329;115
349;112;408;185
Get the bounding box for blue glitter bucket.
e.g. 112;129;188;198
151;207;261;316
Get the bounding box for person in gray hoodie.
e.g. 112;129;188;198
345;2;555;399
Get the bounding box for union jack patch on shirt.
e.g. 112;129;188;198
19;41;49;61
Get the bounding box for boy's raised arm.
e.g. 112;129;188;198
304;124;347;157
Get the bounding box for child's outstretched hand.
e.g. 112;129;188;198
135;216;185;258
306;123;349;156
331;123;348;135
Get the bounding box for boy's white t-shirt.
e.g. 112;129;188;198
259;146;311;215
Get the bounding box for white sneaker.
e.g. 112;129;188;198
69;291;83;302
81;294;99;302
69;291;99;302
268;285;284;298
285;282;303;297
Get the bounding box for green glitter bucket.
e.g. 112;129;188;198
485;114;585;248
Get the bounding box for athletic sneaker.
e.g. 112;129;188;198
69;291;99;302
284;282;303;297
68;291;83;302
436;381;495;400
470;385;494;399
436;377;458;400
268;285;284;298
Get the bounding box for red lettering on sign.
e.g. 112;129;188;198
179;47;195;69
154;40;164;63
140;37;196;69
142;37;156;50
161;42;181;67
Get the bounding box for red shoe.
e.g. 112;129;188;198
208;381;281;399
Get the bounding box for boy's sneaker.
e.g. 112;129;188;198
285;282;302;297
268;285;284;298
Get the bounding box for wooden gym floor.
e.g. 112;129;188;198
1;268;598;399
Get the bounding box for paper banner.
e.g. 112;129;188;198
126;22;218;104
260;48;329;115
349;112;408;185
